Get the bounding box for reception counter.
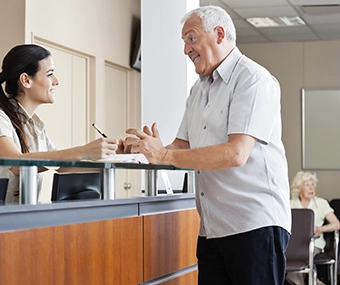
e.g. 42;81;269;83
0;159;199;285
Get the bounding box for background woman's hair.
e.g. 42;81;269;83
0;44;51;153
290;171;318;199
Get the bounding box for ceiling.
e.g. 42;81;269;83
199;0;340;44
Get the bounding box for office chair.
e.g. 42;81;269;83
51;172;102;201
0;178;9;204
330;199;340;284
314;224;339;285
286;209;318;285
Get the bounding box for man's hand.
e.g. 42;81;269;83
125;122;168;164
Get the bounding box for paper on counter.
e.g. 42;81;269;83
96;153;149;164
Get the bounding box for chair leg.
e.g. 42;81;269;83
330;264;334;285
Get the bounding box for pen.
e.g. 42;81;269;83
92;123;108;138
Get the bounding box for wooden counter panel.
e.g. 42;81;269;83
0;216;143;285
143;209;199;281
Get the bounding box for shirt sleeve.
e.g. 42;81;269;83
228;68;281;145
318;197;334;218
0;110;15;139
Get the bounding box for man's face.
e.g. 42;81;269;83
181;15;220;76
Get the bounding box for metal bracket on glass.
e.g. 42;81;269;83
20;166;38;205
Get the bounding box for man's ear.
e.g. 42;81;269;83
19;73;32;89
215;26;225;44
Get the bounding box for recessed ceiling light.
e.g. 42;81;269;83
247;16;305;28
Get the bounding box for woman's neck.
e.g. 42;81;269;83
299;197;311;208
16;96;37;117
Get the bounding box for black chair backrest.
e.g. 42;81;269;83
320;218;334;253
330;199;340;221
0;178;9;203
51;172;101;201
286;209;315;261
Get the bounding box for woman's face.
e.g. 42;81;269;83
27;56;59;104
298;179;316;200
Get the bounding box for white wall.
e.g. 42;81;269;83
141;0;199;146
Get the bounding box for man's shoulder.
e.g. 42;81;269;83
237;54;270;77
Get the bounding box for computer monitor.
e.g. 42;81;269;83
51;172;102;201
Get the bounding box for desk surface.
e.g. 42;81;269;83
0;157;189;170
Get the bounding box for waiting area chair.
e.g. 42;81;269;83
286;208;318;285
314;226;339;285
330;199;340;284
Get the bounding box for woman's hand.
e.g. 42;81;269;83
314;226;322;234
81;137;118;160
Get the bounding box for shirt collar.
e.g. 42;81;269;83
199;47;243;85
215;47;243;85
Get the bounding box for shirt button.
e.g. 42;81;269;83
201;192;204;196
203;125;206;129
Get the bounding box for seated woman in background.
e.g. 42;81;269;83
0;44;118;204
286;171;340;285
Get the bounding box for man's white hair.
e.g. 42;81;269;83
181;5;236;44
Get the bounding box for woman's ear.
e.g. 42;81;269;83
19;73;32;89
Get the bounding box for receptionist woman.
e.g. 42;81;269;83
0;44;118;204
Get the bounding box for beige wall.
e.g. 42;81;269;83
239;40;340;201
25;0;141;134
25;0;140;68
1;0;141;139
0;0;25;59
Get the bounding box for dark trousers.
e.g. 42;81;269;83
197;226;290;285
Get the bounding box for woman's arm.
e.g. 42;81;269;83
0;136;118;161
315;212;340;234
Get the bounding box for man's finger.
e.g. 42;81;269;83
143;125;152;136
151;122;160;139
126;128;147;139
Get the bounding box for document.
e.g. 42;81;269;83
95;153;149;164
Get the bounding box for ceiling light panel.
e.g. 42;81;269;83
247;16;305;27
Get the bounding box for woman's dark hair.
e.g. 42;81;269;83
0;44;51;153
